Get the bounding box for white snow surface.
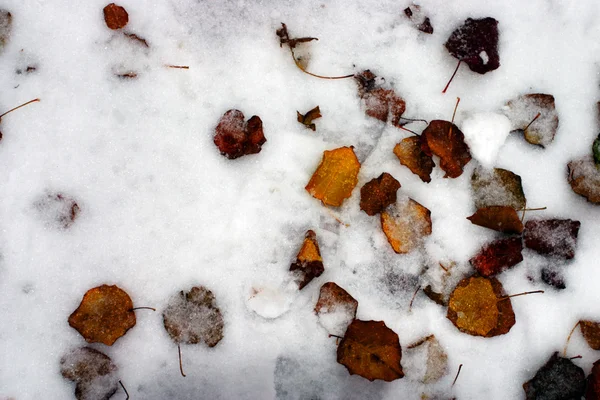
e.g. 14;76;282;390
462;112;511;168
1;0;600;399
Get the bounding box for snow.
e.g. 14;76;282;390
1;0;600;399
462;112;511;168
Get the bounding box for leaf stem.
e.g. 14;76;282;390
130;306;156;312
119;380;130;400
563;321;580;357
452;364;463;386
178;344;186;377
497;290;544;301
524;112;541;132
0;98;40;119
442;60;461;94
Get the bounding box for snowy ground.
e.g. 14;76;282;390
1;0;600;399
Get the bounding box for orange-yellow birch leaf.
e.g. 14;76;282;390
290;230;324;289
381;198;432;254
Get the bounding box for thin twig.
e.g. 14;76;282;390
130;307;156;312
166;65;190;69
119;380;130;400
497;290;544;301
452;364;463;386
563;321;581;357
178;344;186;377
408;286;420;311
0;98;40;119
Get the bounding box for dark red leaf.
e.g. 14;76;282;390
213;109;266;159
359;172;401;216
470;237;523;277
523;219;580;259
103;3;128;30
445;18;500;74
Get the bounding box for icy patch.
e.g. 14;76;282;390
461;112;511;168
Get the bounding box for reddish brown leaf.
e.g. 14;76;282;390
467;206;524;234
523;352;585;400
505;94;558;147
213;109;266;159
305;146;361;207
470;237;523;277
103;3;128;30
393;136;435;183
381;197;432;254
421;120;471;178
162;286;224;347
360;172;401;216
580;320;600;350
355;70;406;128
445;18;500;74
337;319;404;382
68;285;136;346
315;282;358;336
297;106;322;131
60;347;119;400
524;219;580;259
568;156;600;204
290;230;324;290
586;359;600;400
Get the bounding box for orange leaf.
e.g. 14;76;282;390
103;3;128;30
393;136;435;183
290;230;324;289
305;146;361;207
467;206;524;234
381;198;432;254
337;319;404;382
421;120;471;178
359;172;401;216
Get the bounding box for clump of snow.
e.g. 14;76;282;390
461;112;511;168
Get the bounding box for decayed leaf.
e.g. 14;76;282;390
524;219;580;259
586;359;600;400
467;206;523;234
541;267;566;290
445;17;500;74
404;5;434;34
0;10;11;53
305;146;361;207
568;156;600;204
297;106;322;131
213;109;266;159
337;319;404;382
469;237;523;277
68;285;136;346
34;191;80;229
360;172;401;216
60;347;119;400
421;120;471;178
523;352;585;400
381;197;432;254
505;94;558;147
580;320;600;350
447;275;515;337
393;136;435;183
276;23;318;49
405;335;448;384
471;167;526;210
355;70;406;128
103;3;129;30
423;285;446;306
290;230;324;290
315;282;358;336
163;286;224;347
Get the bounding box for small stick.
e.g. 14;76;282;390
452;364;463;386
451;97;461;124
497;290;544;301
400;125;420;136
130;307;156;311
570;355;582;360
563;321;581;356
178;344;186;377
119;380;130;400
328;334;343;339
408;286;420;311
399;116;428;124
523;112;541;132
166;65;190;69
0;98;40;119
442;60;462;94
516;207;547;212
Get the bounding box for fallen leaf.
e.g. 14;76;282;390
290;230;324;290
337;319;404;382
586;359;600;400
445;17;500;74
505;94;558;147
381;197;432;254
297;106;322;131
305;146;361;207
34;191;80;229
467;206;523;234
524;219;580;259
315;282;358;336
404;5;434;34
68;285;136;346
163;286;224;347
0;10;11;53
469;237;523;277
523;352;585;400
276;23;318;49
360;172;401;216
60;347;119;400
405;335;448;383
447;275;515;337
393;136;435;183
103;3;128;30
423;285;446;306
580;320;600;350
471;166;526;209
568;156;600;204
355;70;406;128
421;120;471;178
213;109;266;159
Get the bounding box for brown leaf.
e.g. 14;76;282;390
355;70;406;128
163;286;224;347
68;285;136;346
505;94;558;147
213;109;266;159
60;347;119;400
290;230;324;290
381;197;432;254
586;359;600;400
360;172;401;216
103;3;128;30
580;320;600;350
393;136;435;183
524;219;580;259
421;120;471;178
305;146;361;207
469;237;523;277
423;285;446;306
568;156;600;204
447;275;515;337
315;282;358;336
337;319;404;382
467;206;524;234
471;166;526;209
297;106;322;131
276;23;318;49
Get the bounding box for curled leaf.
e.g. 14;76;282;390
360;172;401;216
297;106;322;131
505;94;558;147
393;136;435;183
580;320;600;350
524;219;580;259
469;237;523;277
60;347;119;400
214;109;266;159
103;3;129;30
523;352;585;400
381;197;432;254
568;156;600;204
471;167;526;209
315;282;358;336
467;206;523;234
290;230;324;290
445;17;500;74
421;120;471;178
355;70;406;128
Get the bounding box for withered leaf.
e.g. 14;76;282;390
405;335;448;383
393;136;435;183
355;70;406;128
423;285;446;306
568;156;600;204
505;94;558;147
315;282;358;336
404;5;434;34
470;237;523;277
523;352;585;400
421;120;471;178
34;191;80;229
580;320;600;350
524;219;580;259
360;172;401;216
447;275;515;337
213;109;266;159
337;319;404;382
276;23;318;49
445;18;500;74
586;359;600;400
103;3;128;30
381;197;432;254
305;146;360;207
0;10;11;53
297;106;322;131
69;285;136;346
471;167;526;210
290;230;324;290
60;347;119;400
467;206;523;234
163;286;224;347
